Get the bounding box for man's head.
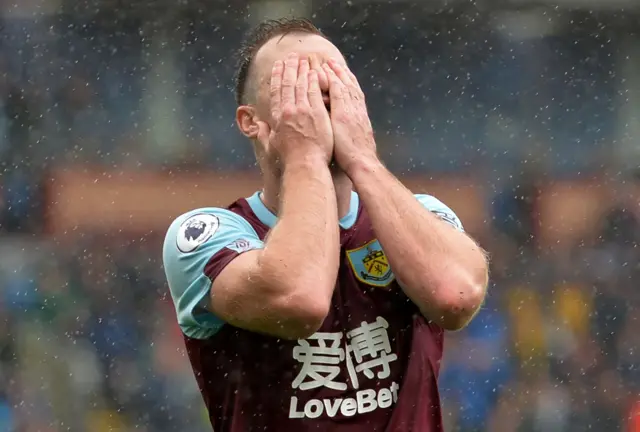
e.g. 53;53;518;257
234;18;345;146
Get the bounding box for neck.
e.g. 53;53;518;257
261;170;353;219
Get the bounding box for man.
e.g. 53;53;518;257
163;18;489;432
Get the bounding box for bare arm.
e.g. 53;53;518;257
323;59;488;330
211;156;339;339
349;159;489;330
210;55;339;340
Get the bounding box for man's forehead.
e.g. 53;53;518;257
253;33;344;75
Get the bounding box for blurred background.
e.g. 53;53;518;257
0;0;639;431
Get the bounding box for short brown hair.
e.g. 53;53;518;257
233;18;326;105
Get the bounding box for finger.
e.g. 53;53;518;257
296;59;310;105
309;55;329;90
281;53;299;108
307;70;323;110
309;55;323;77
255;121;271;150
346;68;363;93
269;61;283;120
329;59;364;97
327;58;354;86
323;63;344;95
323;64;348;111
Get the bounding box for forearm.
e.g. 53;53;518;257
260;154;340;300
209;155;339;340
348;159;488;329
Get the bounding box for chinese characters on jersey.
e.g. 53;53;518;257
289;317;400;419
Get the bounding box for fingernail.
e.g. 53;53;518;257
288;52;298;59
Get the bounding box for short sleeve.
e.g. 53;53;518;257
414;194;464;232
162;208;264;339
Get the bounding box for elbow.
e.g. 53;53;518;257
256;256;335;340
270;281;332;340
430;272;488;331
430;248;489;331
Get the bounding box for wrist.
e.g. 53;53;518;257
343;153;384;181
283;147;330;168
283;150;331;173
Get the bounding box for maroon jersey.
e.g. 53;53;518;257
163;191;463;431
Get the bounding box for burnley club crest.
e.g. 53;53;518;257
346;239;395;288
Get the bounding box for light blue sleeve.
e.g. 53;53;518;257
414;194;464;232
162;208;264;339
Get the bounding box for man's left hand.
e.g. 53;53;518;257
323;59;378;175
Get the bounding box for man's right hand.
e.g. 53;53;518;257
257;53;334;165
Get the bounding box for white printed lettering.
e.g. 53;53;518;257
292;332;347;391
289;317;402;420
289;397;303;419
347;317;398;381
324;398;343;417
340;398;357;417
378;388;393;409
390;382;400;402
305;399;323;419
287;382;400;419
357;389;377;414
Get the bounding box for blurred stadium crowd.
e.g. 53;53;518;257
0;1;639;431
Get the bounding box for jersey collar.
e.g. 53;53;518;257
246;190;360;230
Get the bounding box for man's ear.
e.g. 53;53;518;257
236;105;260;139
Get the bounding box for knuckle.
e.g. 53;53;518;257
281;104;296;119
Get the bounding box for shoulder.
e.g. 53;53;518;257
162;207;264;339
413;194;464;231
165;207;255;239
162;207;264;282
163;207;257;256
